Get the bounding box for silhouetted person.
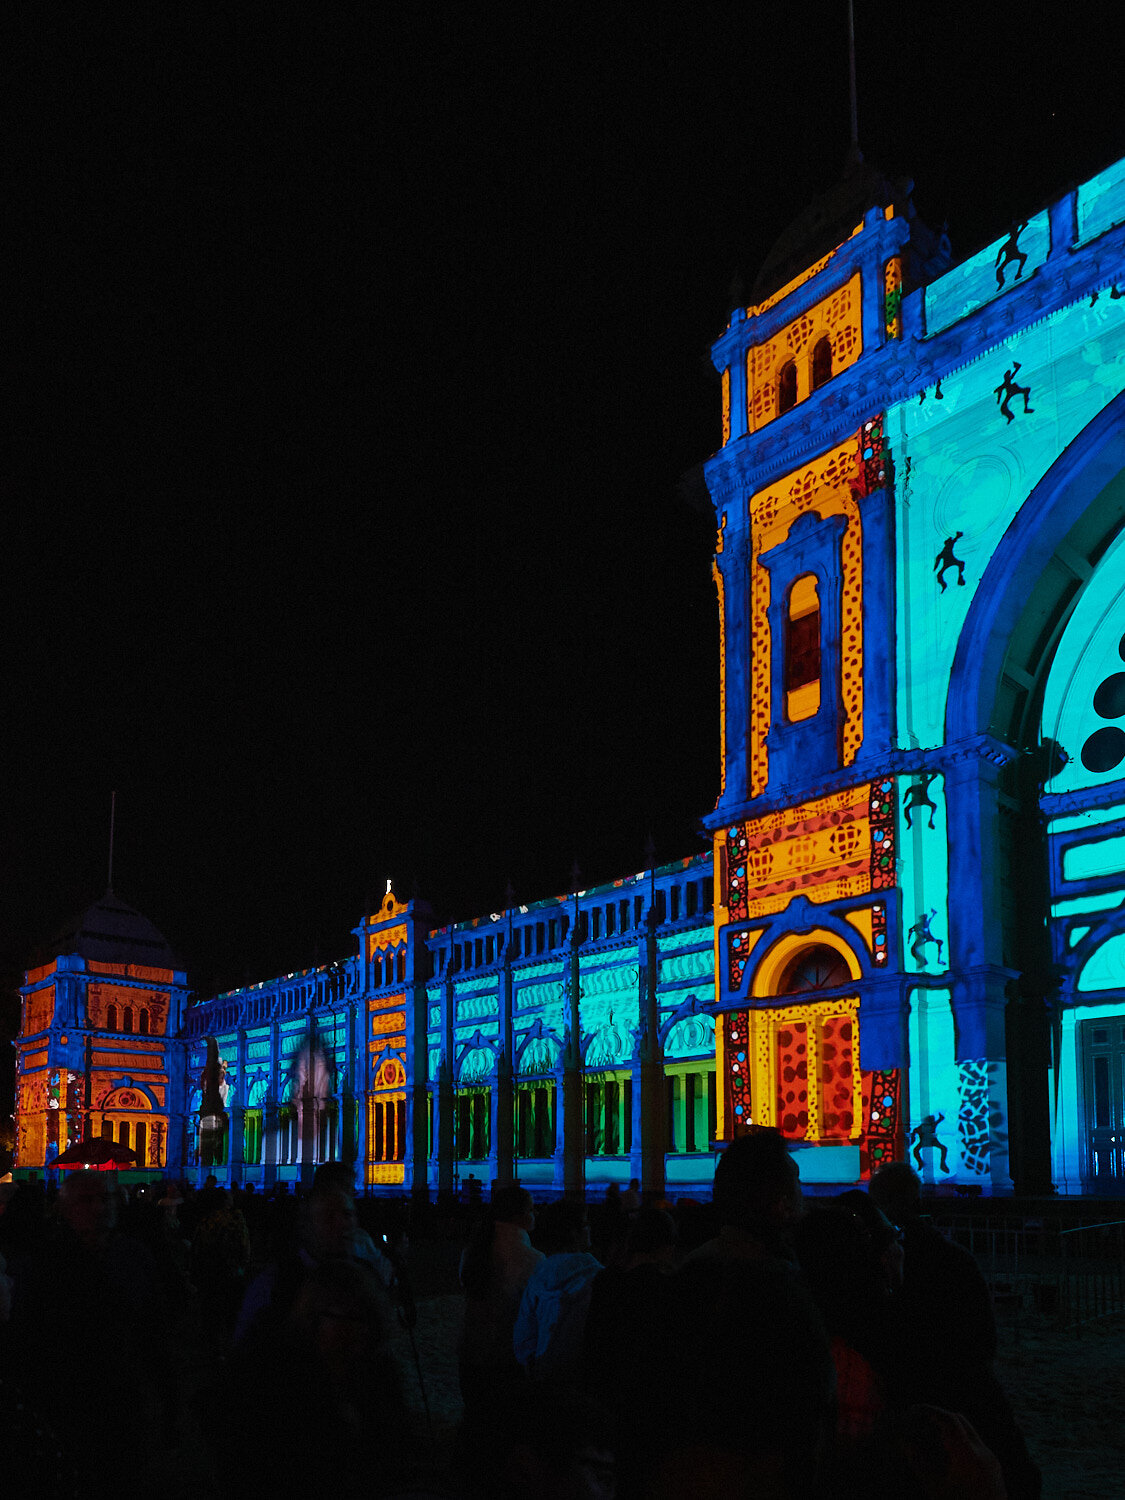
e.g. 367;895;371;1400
233;1183;363;1344
583;1207;677;1497
871;1163;1041;1499
458;1185;543;1427
7;1173;170;1499
796;1194;904;1452
468;1380;616;1500
648;1130;834;1498
191;1183;251;1350
514;1197;601;1383
203;1257;412;1500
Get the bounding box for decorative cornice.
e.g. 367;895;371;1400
703;735;1018;832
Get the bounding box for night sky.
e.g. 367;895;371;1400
5;0;1125;1069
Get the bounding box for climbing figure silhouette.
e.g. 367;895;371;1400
994;361;1033;423
903;771;940;831
995;221;1028;287
911;1113;951;1174
934;532;966;592
909;910;945;969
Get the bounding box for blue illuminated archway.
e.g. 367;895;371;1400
946;389;1125;747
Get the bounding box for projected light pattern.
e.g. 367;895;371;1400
15;153;1125;1199
894;295;1125;751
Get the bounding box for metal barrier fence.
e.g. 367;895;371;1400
930;1215;1125;1333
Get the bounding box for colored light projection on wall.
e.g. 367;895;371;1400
1042;527;1125;793
924;211;1049;335
884;257;903;340
721;997;861;1142
907;985;960;1177
742;220;864;320
1076;156;1125;246
745;273;863;432
725;783;894;990
748;428;874;792
904;984;1007;1183
860;1068;901;1178
893;294;1125;750
897;769;949;974
1077;931;1125;992
368;997;407;1185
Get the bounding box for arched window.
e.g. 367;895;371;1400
139;1009;150;1035
778;943;852;994
396;949;406;983
106;1004;118;1031
811;336;833;390
374;954;383;988
778;359;797;415
785;574;821;721
123;1006;134;1034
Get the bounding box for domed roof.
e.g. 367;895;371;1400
751;156;911;304
49;888;180;969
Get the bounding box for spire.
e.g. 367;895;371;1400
846;0;863;168
106;790;117;894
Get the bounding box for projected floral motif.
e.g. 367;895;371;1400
871;901;888;966
869;779;896;889
860;1067;900;1177
724;1012;753;1134
729;928;753;990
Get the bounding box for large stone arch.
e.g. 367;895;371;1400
946;389;1125;749
942;391;1125;1194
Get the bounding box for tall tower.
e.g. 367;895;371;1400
704;144;1125;1197
704;159;949;1185
15;890;189;1177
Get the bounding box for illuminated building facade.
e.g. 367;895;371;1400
708;154;1125;1194
14;891;189;1176
14;155;1125;1196
177;862;717;1196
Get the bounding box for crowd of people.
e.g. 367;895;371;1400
0;1132;1040;1499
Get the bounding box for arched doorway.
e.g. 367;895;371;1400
723;930;862;1142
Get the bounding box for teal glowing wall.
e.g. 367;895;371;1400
893;296;1125;749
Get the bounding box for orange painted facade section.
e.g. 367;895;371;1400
748;431;865;794
745;272;863;433
23;987;55;1035
734;783;875;918
86;982;171;1034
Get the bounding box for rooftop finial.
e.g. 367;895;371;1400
107;790;117;893
847;0;863;167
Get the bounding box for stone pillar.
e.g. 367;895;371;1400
262;1103;279;1185
229;1027;247;1181
630;898;666;1195
493;936;515;1190
554;919;585;1196
436;963;457;1195
945;744;1017;1190
227;1106;245;1184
